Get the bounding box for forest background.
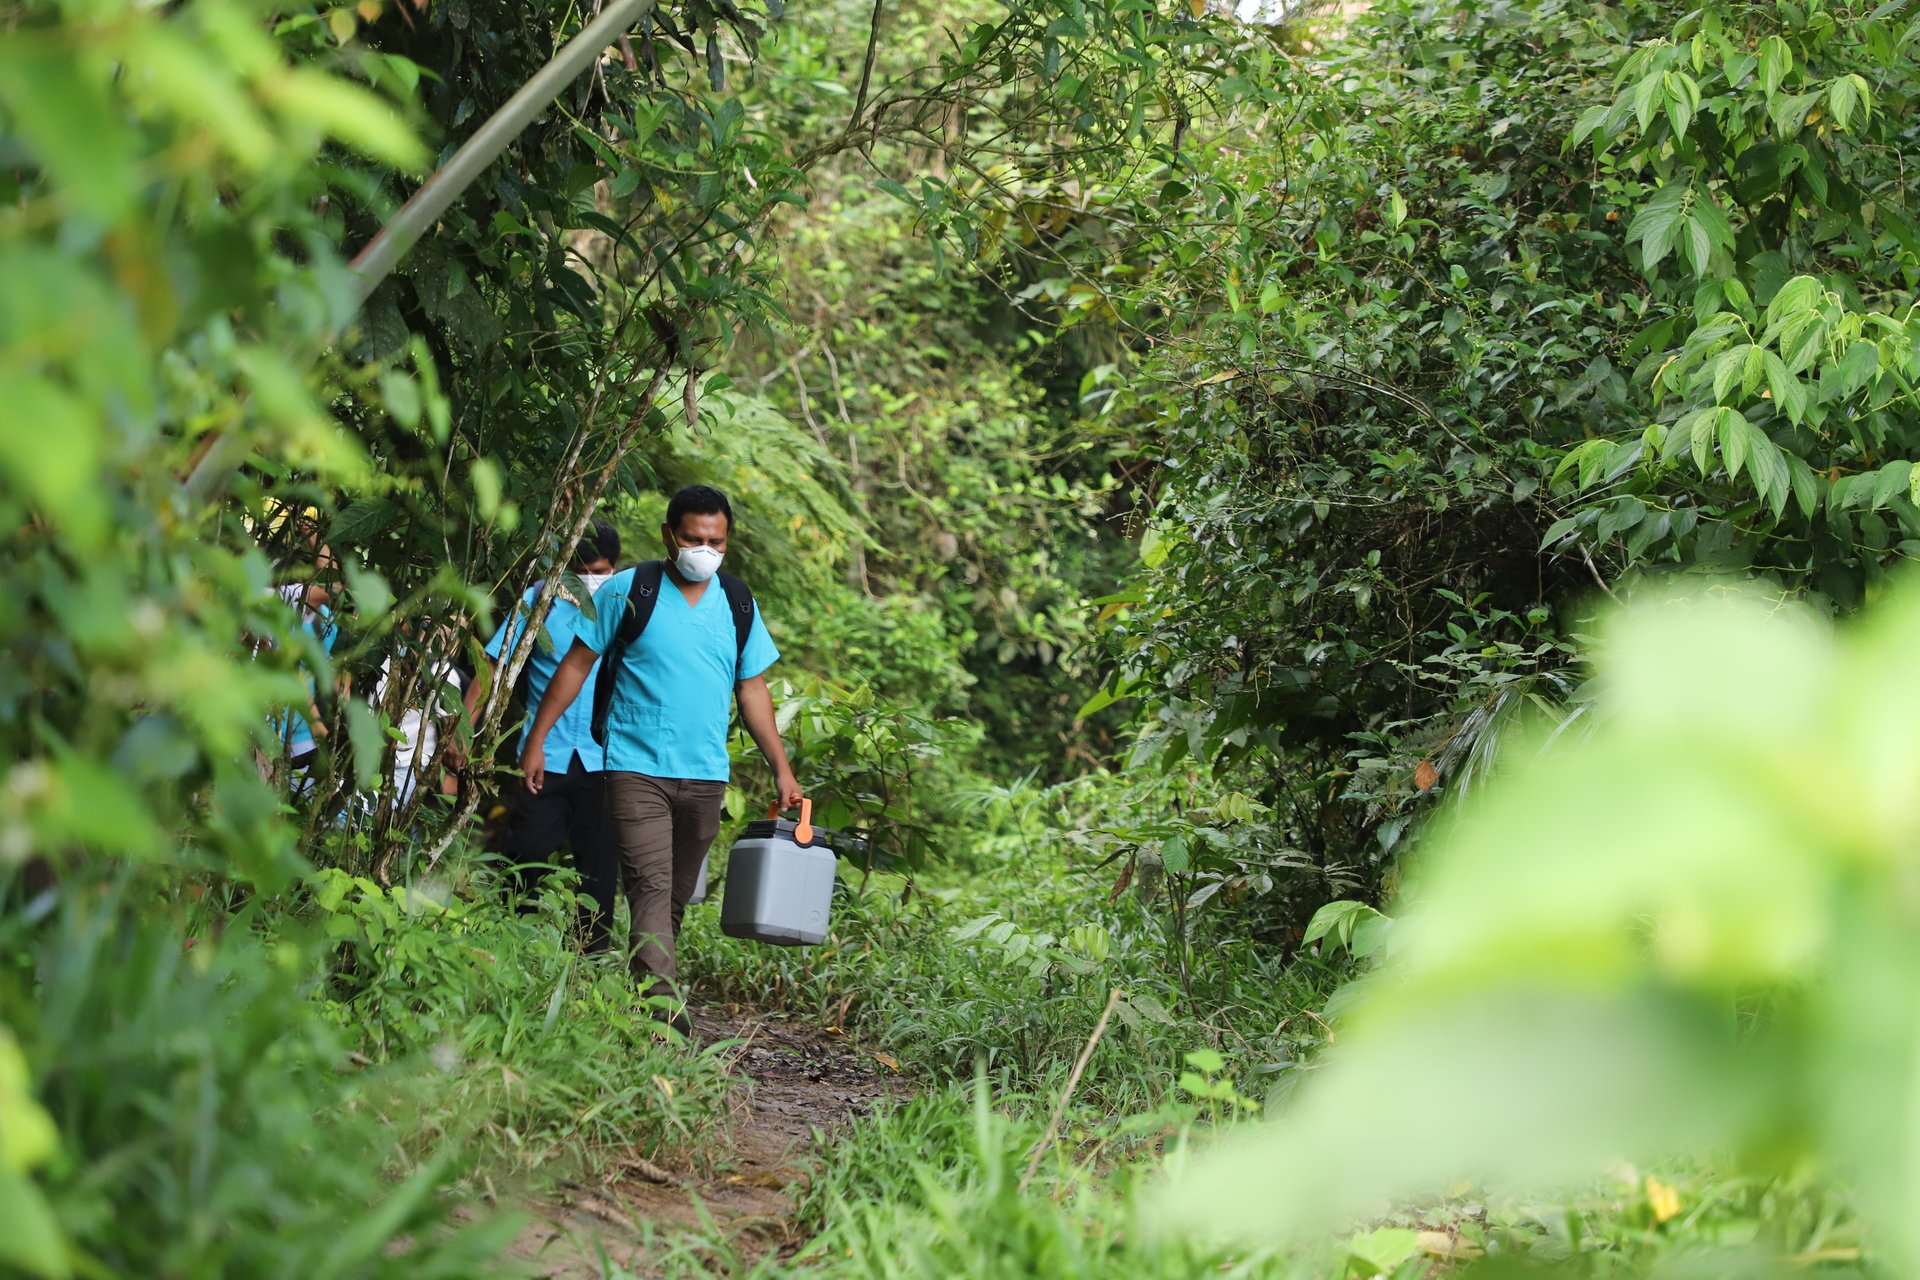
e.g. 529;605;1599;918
5;0;1920;1273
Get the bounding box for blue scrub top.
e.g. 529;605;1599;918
486;584;605;774
579;567;779;782
273;603;335;754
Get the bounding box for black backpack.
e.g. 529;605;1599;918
589;560;756;747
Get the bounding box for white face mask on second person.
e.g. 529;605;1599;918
675;545;724;583
578;572;614;596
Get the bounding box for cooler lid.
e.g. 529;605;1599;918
741;817;830;849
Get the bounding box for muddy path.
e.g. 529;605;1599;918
499;1005;907;1278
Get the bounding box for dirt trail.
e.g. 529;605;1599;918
500;1005;906;1278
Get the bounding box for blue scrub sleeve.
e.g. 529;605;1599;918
738;604;779;681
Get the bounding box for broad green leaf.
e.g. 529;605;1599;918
1077;677;1139;720
142;28;277;171
1740;344;1767;397
471;457;503;518
1766;275;1823;330
1689;408;1719;474
1599;496;1647;543
344;700;384;791
1764;352;1808;426
1628;183;1690;272
1577;439;1616;490
1692;193;1734;257
1828;75;1863;131
1305;899;1382;951
1682;217;1713;276
1632;71;1662;131
1718;407;1751;479
1760;35;1792;94
1347;1227;1420;1276
268;71;425;168
1552;439;1600;488
1830;342;1881;399
1873;461;1912;511
1650;422;1682;465
0;1166;69;1278
0;375;106;552
1186;1047;1226;1074
1666;77;1694;140
1789;455;1822;519
0;49;136;222
1567;103;1612;152
1351;912;1394;959
1746;426;1791;517
1127;992;1178;1026
327;498;399;545
343;560;393;620
1713;346;1750;404
0;1032;57;1174
1771;90;1820;140
33;757;165;858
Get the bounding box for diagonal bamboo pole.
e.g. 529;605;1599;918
179;0;657;511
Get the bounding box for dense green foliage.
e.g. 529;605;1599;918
7;0;1920;1272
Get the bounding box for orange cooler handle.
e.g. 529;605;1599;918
767;797;815;845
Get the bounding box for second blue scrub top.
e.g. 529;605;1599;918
486;584;605;774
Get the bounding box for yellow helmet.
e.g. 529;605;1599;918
242;499;321;540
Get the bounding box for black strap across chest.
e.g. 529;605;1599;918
589;561;755;746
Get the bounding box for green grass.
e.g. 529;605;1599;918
3;873;524;1278
311;862;733;1181
679;845;1338;1118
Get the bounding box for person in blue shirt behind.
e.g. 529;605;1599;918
521;487;802;1033
469;518;623;954
255;502;339;790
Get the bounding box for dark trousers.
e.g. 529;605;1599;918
605;772;726;997
502;756;619;954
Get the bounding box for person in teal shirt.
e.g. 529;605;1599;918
469;518;622;953
520;487;802;1032
265;584;337;796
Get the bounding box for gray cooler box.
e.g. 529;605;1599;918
720;815;838;946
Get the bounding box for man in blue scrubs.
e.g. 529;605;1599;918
472;519;622;953
520;488;802;1027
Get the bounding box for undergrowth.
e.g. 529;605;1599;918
310;862;732;1180
680;781;1341;1116
0;862;730;1277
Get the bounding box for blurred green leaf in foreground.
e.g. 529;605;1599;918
1162;578;1920;1268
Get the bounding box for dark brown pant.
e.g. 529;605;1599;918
605;771;726;996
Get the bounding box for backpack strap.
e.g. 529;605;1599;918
590;562;666;747
716;571;755;672
618;560;665;646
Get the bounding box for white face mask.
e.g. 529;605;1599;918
563;571;612;608
675;545;724;583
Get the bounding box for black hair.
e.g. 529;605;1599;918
573;517;620;567
665;484;733;533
